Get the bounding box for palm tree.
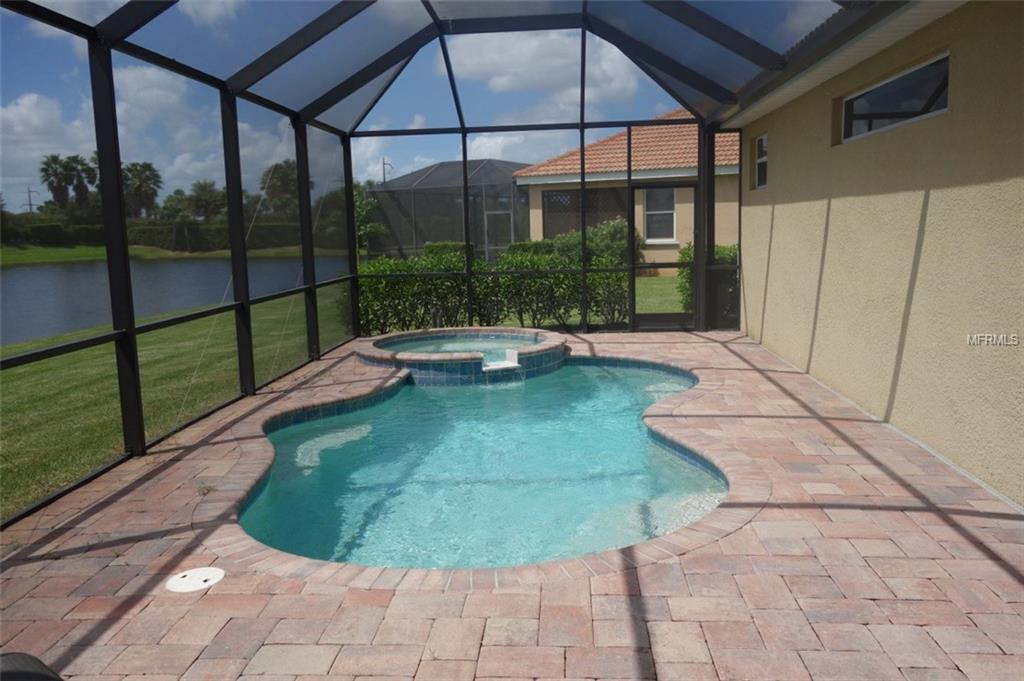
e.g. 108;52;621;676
122;161;163;218
39;154;71;208
259;159;312;216
64;155;96;207
188;180;223;221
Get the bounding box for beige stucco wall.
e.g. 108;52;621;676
739;1;1024;502
524;175;739;274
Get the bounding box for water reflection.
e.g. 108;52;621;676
1;256;346;346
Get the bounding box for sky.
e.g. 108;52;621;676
1;0;836;206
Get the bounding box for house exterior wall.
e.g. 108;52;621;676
523;174;739;274
738;1;1024;501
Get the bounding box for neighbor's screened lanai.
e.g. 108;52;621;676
0;0;900;522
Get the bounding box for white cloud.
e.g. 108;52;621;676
178;0;246;26
444;30;642;124
351;136;387;183
0;93;95;201
466;130;576;166
396;154;437;177
448;31;581;94
307;131;345;201
112;65;232;197
114;65;190;133
408;113;426;130
585;36;641;111
2;65;233;204
237;114;294;192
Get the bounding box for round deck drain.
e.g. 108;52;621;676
165;567;224;593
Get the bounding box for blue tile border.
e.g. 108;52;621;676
263;375;410;435
648;428;729;487
564;355;699;384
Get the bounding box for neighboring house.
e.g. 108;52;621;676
513;108;740;273
369;158;529;261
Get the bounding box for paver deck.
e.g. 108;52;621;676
2;332;1021;680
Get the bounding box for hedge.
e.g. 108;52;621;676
1;222;105;246
356;221;639;334
504;219;642;266
422;241;469;257
676;242;740;313
358;252;469;334
1;220;302;251
126;222;301;251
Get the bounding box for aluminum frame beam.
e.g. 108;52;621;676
422;0;465;128
585;15;736;104
227;0;375;94
88;41;146;456
644;1;785;70
96;0;177;45
299;25;439;122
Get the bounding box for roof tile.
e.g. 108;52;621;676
514;108;739;177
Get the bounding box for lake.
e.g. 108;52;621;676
1;256;347;347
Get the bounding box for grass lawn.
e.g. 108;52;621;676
0;282;354;521
0;244;345;268
635;274;688;314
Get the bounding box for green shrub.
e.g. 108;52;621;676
504;240;555;256
1;223;104;247
676;242;739;312
349;219;651;333
423;241;469;257
541;218;645;266
470;260;508;327
358;253;468;335
126;224;176;250
588;255;629;325
66;224;105;246
0;222;28;245
493;252;581;328
123;221;300;252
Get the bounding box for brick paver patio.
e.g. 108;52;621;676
2;332;1021;680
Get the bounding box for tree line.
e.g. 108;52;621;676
2;152;384;254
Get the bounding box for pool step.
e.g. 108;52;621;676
482;350;521;373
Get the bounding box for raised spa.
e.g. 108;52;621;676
360;328;567;385
378;332;541;363
240;359;727;569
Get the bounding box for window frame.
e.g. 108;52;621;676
753;134;768;190
841;53;949;144
643;187;677;244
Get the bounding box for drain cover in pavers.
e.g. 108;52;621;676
165;567;225;593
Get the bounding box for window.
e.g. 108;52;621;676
542;189;579;239
843;55;948;141
753;135;768;189
644;188;675;242
541;188;629;239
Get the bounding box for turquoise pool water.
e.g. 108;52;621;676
379;335;539;363
240;363;726;568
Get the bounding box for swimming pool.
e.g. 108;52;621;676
240;361;726;569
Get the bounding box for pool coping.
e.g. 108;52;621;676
190;338;770;588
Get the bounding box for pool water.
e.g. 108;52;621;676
379;335;539;363
241;363;726;568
